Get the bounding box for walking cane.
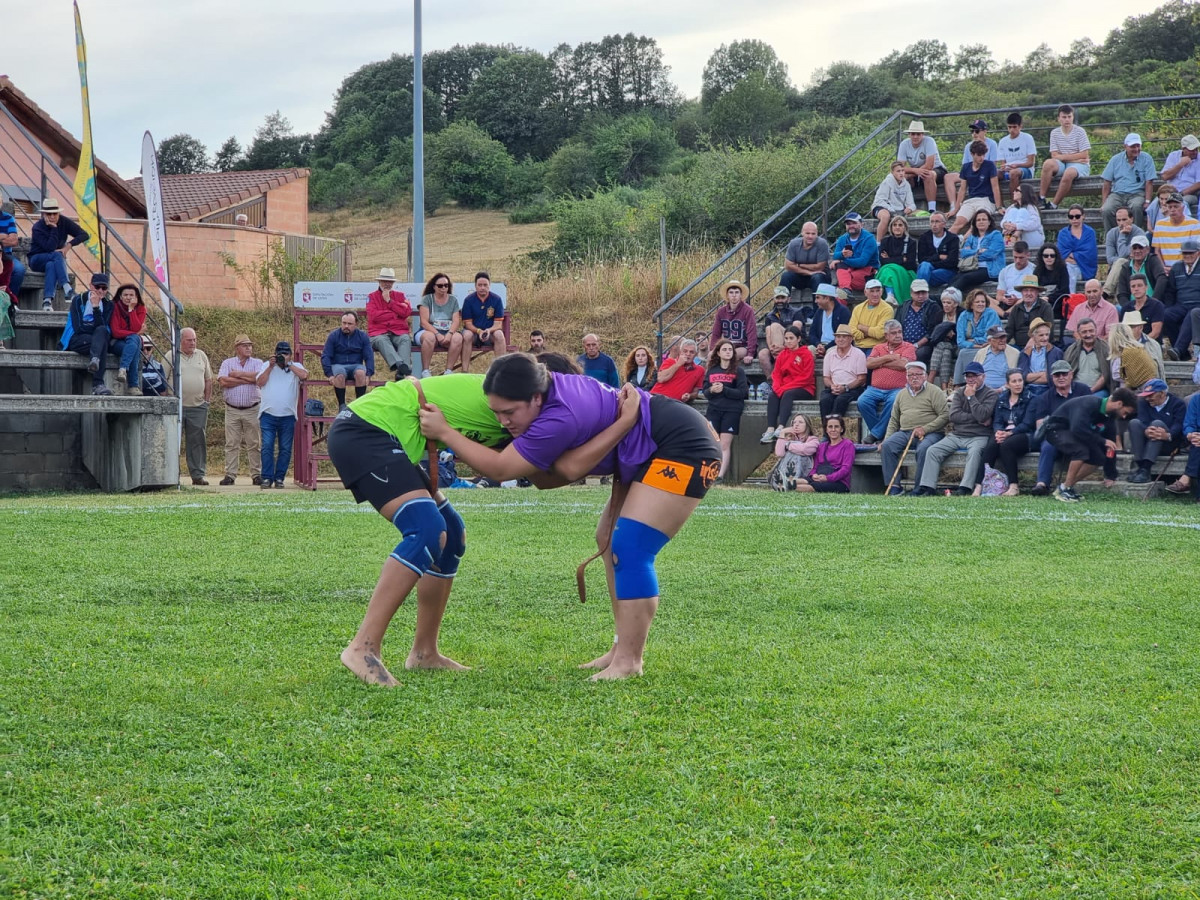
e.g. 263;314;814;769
1142;445;1182;502
884;430;917;494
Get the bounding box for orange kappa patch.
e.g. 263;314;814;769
642;458;693;495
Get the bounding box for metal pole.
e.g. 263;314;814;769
659;216;667;308
412;0;425;282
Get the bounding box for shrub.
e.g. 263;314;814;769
426;121;515;208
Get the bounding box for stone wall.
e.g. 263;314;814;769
0;412;99;492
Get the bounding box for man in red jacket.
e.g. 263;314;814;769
651;338;705;402
365;267;413;379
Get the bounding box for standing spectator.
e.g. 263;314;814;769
928;287;964;389
870;161;916;241
876;215;918;302
915;212;960;288
1000;184;1045;250
997;112;1037;195
1102;207;1147;298
830;213;880;294
819;324;868;420
881;361;949;495
858;320;917;443
848;279;893;352
1116;237;1167;310
980;368;1036;496
779;221;831;296
972;325;1021;390
0;190;25;301
710;281;757;362
417;273;464;377
947;141;1002;235
1016;318;1062;397
1007;277;1056;349
759;326;814;442
60;272;112;395
913;361;998;496
217;334;265;486
29;198;89;310
895;278;940;366
1127;379;1187;484
576;333;620;387
1164;391;1200;499
460;271;508;373
322;311;374;412
1044;389;1138;502
365;267;413;379
792;414;855;494
944;119;999;208
108;284;146;395
951;209;1005;295
651;337;704;401
1038;104;1091;210
1065;278;1119;342
994;241;1037;316
808;283;850;361
1064;319;1112;394
897;121;945;214
702;338;749;478
1057;205;1099;293
138;336;170;397
1159;135;1200;210
758;285;808;378
255;341;309;489
1152;193;1200;268
622;345;657;389
168;327;212;484
1100;134;1157;231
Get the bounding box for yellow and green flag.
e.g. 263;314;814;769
72;1;101;259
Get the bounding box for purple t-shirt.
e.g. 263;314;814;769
511;373;656;479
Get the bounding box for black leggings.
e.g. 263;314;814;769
951;267;992;294
767;387;814;427
981;432;1032;484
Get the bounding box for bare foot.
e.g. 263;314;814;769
579;646;616;670
590;660;643;681
405;650;470;670
341;644;400;687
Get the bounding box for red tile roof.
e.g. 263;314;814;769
125;168;308;221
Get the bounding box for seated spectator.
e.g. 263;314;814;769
1145;182;1176;236
711;281;756;363
973;324;1021;389
1164;390;1200;499
895;278;939;365
1066;279;1119;342
808;283;850;361
255;340;309;489
527;330;547;353
915;212;960;287
1121;310;1165;378
1038;104;1091;210
779;221;832;297
876;215;918;302
1160;237;1200;359
944;119;999;206
1127;379;1187;483
1107;323;1156;392
1116;236;1167;312
980;368;1036;496
322;311;374;412
994;241;1037;317
1102;207;1148;297
1152;193;1200;269
913;360;999;495
759;285;808;378
792;414;854;493
759;326;815;443
651;337;704;402
0;191;25;303
694;331;710;364
1160;135;1200;210
702;338;749;478
768;413;819;491
1057;205;1099;293
1064;318;1112;394
365;267;413;378
871;161;916;241
1007;277;1056;349
848;279;893;352
417;273;463;377
997;112;1037;195
60;272;113;395
1027;361;1094;495
1100;133;1157;231
0;268;12;350
928;287;963;388
948;141;1002;235
951;209;1005;294
1120;275;1166;344
819;324;868;420
29;198;89;310
881;361;949;494
1017;318;1062;397
858;320;916;443
460;271;508;373
1000;184;1044;250
138;336;170;396
623;345;657;389
897;121;945;214
1033;243;1071;312
109;283;146;396
1044;389;1138;502
830;213;880;293
955;289;1001;384
577;333;620;387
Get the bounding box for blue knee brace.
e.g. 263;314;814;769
389;497;445;576
430;499;466;578
611;517;669;600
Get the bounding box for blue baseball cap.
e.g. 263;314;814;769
1138;379;1169;396
844;212;862;222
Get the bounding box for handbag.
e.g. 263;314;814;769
768;451;814;491
304;398;325;417
957;253;978;272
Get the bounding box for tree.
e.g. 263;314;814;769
555;34;679;118
801;63;891;116
879;40;953;83
954;44;995;80
701;40;793;110
708;73;791;146
1101;0;1200;64
589;114;677;184
156;134;210;174
425;121;515;208
1024;43;1059;72
459;52;565;159
213;136;244;172
242;112;311;170
545;142;599;197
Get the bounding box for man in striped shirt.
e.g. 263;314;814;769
1152;193;1200;267
1038;105;1091;210
217;335;265;485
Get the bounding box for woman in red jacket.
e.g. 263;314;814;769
760;326;816;442
110;283;147;395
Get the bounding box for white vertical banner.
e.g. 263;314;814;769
141;131;172;332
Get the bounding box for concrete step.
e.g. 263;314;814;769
866;207;1103;238
12;270;76;312
922;175;1105;206
0;393;175;413
0;349;121;370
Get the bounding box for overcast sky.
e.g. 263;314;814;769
2;0;1165;178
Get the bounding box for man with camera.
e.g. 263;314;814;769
254;340;309;489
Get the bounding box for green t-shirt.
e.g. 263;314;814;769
349;374;507;461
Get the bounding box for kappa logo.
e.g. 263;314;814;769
655;464;681;482
642;457;693;495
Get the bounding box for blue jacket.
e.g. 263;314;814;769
992;388;1036;432
960;230;1006;279
1135;393;1188;444
60;292;112;349
832;232;879;270
956;307;1002;351
808;303;851;350
1017;345;1064;381
1021;381;1091;433
1184;392;1200;436
321;328;374;376
30;216;89;257
576;352;620;387
1055;224;1098;280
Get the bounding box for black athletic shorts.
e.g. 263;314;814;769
326;411;431;510
632;395;722;498
1045;423;1107;466
706;407;741;436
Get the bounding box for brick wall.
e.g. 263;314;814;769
266;178;308;234
0;413;99;492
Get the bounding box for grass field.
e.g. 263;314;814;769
4;487;1200;898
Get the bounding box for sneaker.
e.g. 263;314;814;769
1054;484;1078;503
420;369;432;379
91;384;112;396
274;480;286;489
220;476;236;486
760;429;775;444
127;385;144;396
443;368;454;376
338;403;349;414
88;357;100;374
395;363;412;378
261;479;274;489
773;426;785;439
42;298;53;311
951;486;974;496
887;486;904;496
116;367;128;388
912;210;930;218
1128;468;1151;484
1040;198;1053;210
910;485;936;497
251;475;264;486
